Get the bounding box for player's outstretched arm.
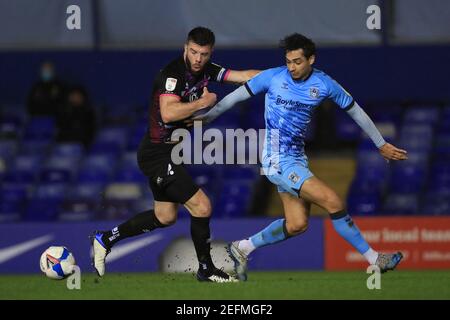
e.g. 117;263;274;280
193;85;252;124
346;102;408;161
224;70;261;85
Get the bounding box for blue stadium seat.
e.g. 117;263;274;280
223;165;258;181
0;184;29;202
421;194;450;215
23;116;56;140
0;116;23;139
130;196;154;213
77;167;111;184
114;166;146;183
13;154;43;172
95;127;129;149
90;141;122;157
433;132;450;159
2;170;36;186
214;182;252;217
0;140;18;161
19;140;52;155
59;199;97;221
70;183;105;200
33;183;67;200
399;124;433;142
382;194;419;215
82;154;117;171
403;106;440;125
335;109;360;141
347;193;381;216
51;142;84;159
39;168;72;184
24;199;61;221
127;123;147;151
349;177;383;195
98;199;134;220
0;200;23;222
389;164;426;194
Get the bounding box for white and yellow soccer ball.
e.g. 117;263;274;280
40;246;76;280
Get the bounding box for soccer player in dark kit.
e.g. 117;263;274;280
91;27;259;282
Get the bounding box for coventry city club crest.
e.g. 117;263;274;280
309;87;320;99
288;171;300;184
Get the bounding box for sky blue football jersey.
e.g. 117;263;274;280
245;66;354;158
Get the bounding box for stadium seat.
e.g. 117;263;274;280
33;183;67;200
223;165;258;181
39;168;72;184
45;156;80;176
19;140;52;155
24;199;61;221
127;123;147;151
104;182;142;200
0;200;23;222
382;194;419;215
70;183;105;200
403;106;440;125
98;199;134;220
13;154;43;172
389;164;426;194
0;140;18;161
2;169;36;186
214;181;253;217
77;167;111;184
95;127;129;149
399;124;433;142
59;199;97;221
421;194;450;215
0;184;29;206
23;116;56;140
90;141;122;157
51;142;85;159
0;116;23;139
347;193;381;216
335;110;360;141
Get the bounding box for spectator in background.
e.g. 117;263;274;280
56;86;96;148
27;61;67;116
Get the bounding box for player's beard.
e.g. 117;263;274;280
185;57;203;75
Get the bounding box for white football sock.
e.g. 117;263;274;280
237;239;256;256
363;248;379;265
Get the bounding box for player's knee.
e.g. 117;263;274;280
154;210;177;226
323;194;344;213
191;198;212;218
156;215;177;226
286;219;308;236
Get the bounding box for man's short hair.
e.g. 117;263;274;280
279;33;316;58
187;27;215;47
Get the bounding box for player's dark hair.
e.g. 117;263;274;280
280;33;316;58
187;27;215;47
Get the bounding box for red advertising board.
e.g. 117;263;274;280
325;217;450;270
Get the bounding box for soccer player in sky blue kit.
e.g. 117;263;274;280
197;33;408;281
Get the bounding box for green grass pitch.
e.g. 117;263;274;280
1;271;450;300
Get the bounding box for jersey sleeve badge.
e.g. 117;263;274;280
165;78;178;92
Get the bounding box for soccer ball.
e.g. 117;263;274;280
40;246;76;280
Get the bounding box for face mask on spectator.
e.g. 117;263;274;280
41;69;54;82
